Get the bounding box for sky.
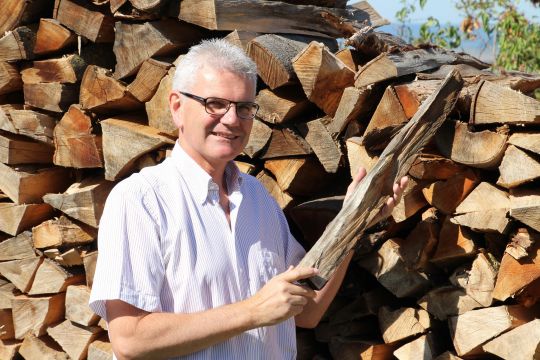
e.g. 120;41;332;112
357;0;539;25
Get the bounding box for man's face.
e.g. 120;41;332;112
170;66;255;172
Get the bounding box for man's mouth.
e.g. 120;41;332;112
211;132;239;140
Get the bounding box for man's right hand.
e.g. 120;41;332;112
246;266;318;327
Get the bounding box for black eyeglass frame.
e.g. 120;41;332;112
179;91;259;120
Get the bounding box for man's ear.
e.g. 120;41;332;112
169;91;183;130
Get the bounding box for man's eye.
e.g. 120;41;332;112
207;100;228;110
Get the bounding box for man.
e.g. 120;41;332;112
89;39;406;360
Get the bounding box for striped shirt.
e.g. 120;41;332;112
89;142;306;360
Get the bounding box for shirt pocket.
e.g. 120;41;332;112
255;247;286;284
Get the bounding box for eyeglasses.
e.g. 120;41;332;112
179;92;259;120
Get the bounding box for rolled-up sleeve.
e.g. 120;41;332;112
89;176;165;321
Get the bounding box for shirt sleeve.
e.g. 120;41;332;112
89;176;165;321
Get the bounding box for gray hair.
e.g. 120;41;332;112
172;38;258;93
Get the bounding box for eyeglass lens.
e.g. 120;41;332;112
205;98;257;119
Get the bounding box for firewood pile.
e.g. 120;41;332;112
1;0;540;359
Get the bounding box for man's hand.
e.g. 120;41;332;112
345;167;409;221
246;266;317;327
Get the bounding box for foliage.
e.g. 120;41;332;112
395;0;540;74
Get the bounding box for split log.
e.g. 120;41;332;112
235;161;256;175
292;41;355;116
393;334;438;360
497;145;540;188
113;20;201;79
0;340;21;359
0;0;52;34
66;285;100;326
260;127;312;159
334;48;367;71
247;34;308;90
34;18;76;55
0;281;16;310
436;120;508;169
421;168;479;214
409;153;465;180
28;259;85;295
0;203;54;236
19;334;69;360
33;216;96;249
509;188;540;232
345;136;378;176
177;0;387;38
12;293;65;339
434;351;463;360
482;319;540;360
0;309;14;340
146;66;176;134
54;0;115;43
54;248;85;267
101;116;175;180
128;0;165;11
378;307;431;344
328;86;377;136
390;177;429;223
508;132;540;156
296;118;342;173
0;257;41;293
47;320;102;360
244;119;272;158
127;58;171;102
82;251;98;288
0;231;35;261
418;286;483;320
358;238;431;298
394;214;439;272
264;157;332;196
359;343;398;360
0;164;73;204
452;182;511;233
6;108;57;145
43;176;115;228
0;26;36;62
449;305;534;357
21;55;86;84
23;82;79;113
255;88;314;124
505;227;539;260
0;62;22;96
223;30;259;51
450;252;497;307
88;339;113;360
80;65;141;114
355;47;488;88
470;80;540;125
255;170;294;210
53;105;103;168
431;217;477;266
493;239;540;301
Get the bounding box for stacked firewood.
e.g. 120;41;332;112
1;0;539;359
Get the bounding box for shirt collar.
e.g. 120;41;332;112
170;141;243;205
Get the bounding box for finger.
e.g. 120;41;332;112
280;266;319;283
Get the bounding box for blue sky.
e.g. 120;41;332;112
358;0;539;24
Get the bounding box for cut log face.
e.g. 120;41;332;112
88;338;113;360
0;339;22;359
19;333;69;360
0;0;52;35
0;131;54;165
177;0;387;38
296;118;342;173
0;309;14;340
434;351;464;360
244;119;272;158
452;182;510;233
260;127;312;159
6;109;57;145
82;251;98;288
80;65;141;113
422;168;479;215
247;34;310;89
42;176;115;228
329;86;375;136
127;58;171;102
0;164;73;204
34;18;76;55
497;145;540;188
418;286;483;320
393;333;438;360
54;0;115;43
409;153;465;180
23;82;79;113
450;252;497;307
0;26;36;62
113;20;202;79
378;307;431;344
0;202;55;236
482;319;540;360
146;66;176;134
505;227;539;260
255;87;314;125
397;216;439;272
101;116;175;180
436;120;508;169
21;54;86;84
292;41;355;116
0;62;22;96
0;231;35;261
33;216;96;249
391;177;429;223
510;188;540;232
47;320;102;360
508;132;540;156
28;259;85;295
264;157;331;196
65;285;99;326
431;217;477;266
493;238;540;301
346;136;379;176
255;170;293;210
0;257;41;293
471;80;540;125
449;305;534;357
363;86;408;145
223;30;259;51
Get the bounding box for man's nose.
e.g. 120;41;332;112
219;104;242;125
